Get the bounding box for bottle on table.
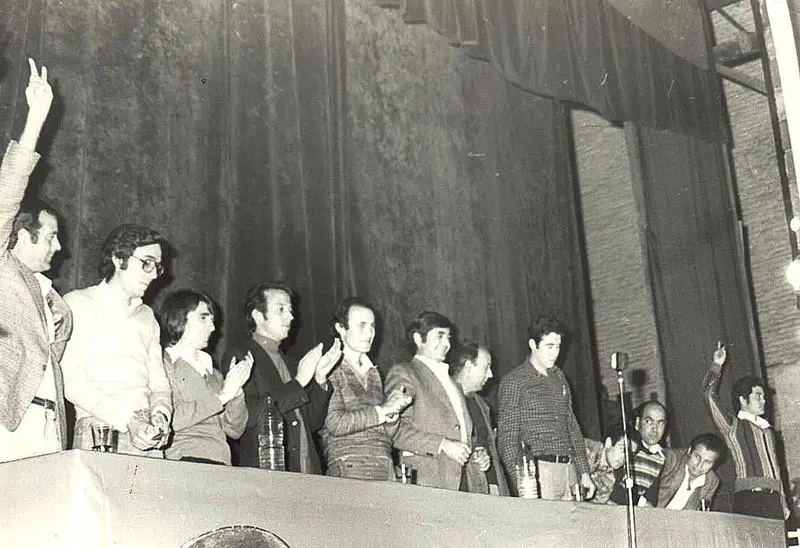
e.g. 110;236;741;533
257;395;285;471
515;441;538;499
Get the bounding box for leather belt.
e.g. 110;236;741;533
745;487;778;495
31;396;56;411
536;454;571;464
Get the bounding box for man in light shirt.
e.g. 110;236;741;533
658;433;723;511
320;297;410;480
0;59;73;462
385;311;485;491
62;224;172;457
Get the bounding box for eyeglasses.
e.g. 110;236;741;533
130;255;164;276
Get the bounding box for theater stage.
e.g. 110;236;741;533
0;450;784;547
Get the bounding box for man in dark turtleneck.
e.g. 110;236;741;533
223;282;341;473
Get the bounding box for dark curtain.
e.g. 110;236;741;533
0;0;601;436
626;123;759;511
378;0;727;142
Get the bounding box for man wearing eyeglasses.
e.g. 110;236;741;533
61;224;173;457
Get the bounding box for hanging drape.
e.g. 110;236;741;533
377;0;727;142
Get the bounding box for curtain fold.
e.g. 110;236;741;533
380;0;726;141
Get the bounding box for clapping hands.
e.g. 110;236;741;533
219;351;254;404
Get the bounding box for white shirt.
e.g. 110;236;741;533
33;273;56;401
666;465;707;510
737;410;771;429
415;355;468;444
166;345;213;378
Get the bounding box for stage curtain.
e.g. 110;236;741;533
0;0;601;435
378;0;727;142
626;123;760;510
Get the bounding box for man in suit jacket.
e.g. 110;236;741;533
451;342;510;495
385;311;485;492
0;59;73;462
657;433;723;511
224;282;341;473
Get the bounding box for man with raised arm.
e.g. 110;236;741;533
61;224;173;457
0;59;73;462
704;342;789;520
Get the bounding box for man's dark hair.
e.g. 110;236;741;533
8;198;59;250
405;311;454;346
634;400;668;422
243;282;294;334
527;315;566;345
159;289;215;347
332;297;375;331
689;433;725;463
732;376;764;412
99;224;166;282
450;341;485;378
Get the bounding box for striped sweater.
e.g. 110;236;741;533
703;361;786;515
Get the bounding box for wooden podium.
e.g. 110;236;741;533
0;450;785;547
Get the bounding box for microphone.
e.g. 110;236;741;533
611;352;629;371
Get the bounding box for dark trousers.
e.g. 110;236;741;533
733;489;783;520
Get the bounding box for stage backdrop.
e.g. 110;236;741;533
0;0;601;432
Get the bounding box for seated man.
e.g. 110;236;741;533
609;401;668;507
320;297;410;480
451;342;510;495
385;311;484;491
585;424;639;504
62;224;172;457
657;433;723;511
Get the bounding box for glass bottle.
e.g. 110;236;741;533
515;441;538;499
257;395;285;471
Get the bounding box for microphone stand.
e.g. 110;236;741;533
616;369;637;548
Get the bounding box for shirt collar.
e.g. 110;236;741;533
253;332;281;354
642;441;664;456
344;347;375;374
415;354;449;376
97;280;143;313
737;410;771;429
34;272;53;296
166;345;213;377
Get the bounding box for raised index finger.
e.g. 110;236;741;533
28;58;37;78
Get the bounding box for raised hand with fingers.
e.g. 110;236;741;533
25;59;53;121
713;341;726;367
20;58;54;150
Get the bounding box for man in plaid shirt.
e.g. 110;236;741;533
497;316;595;500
